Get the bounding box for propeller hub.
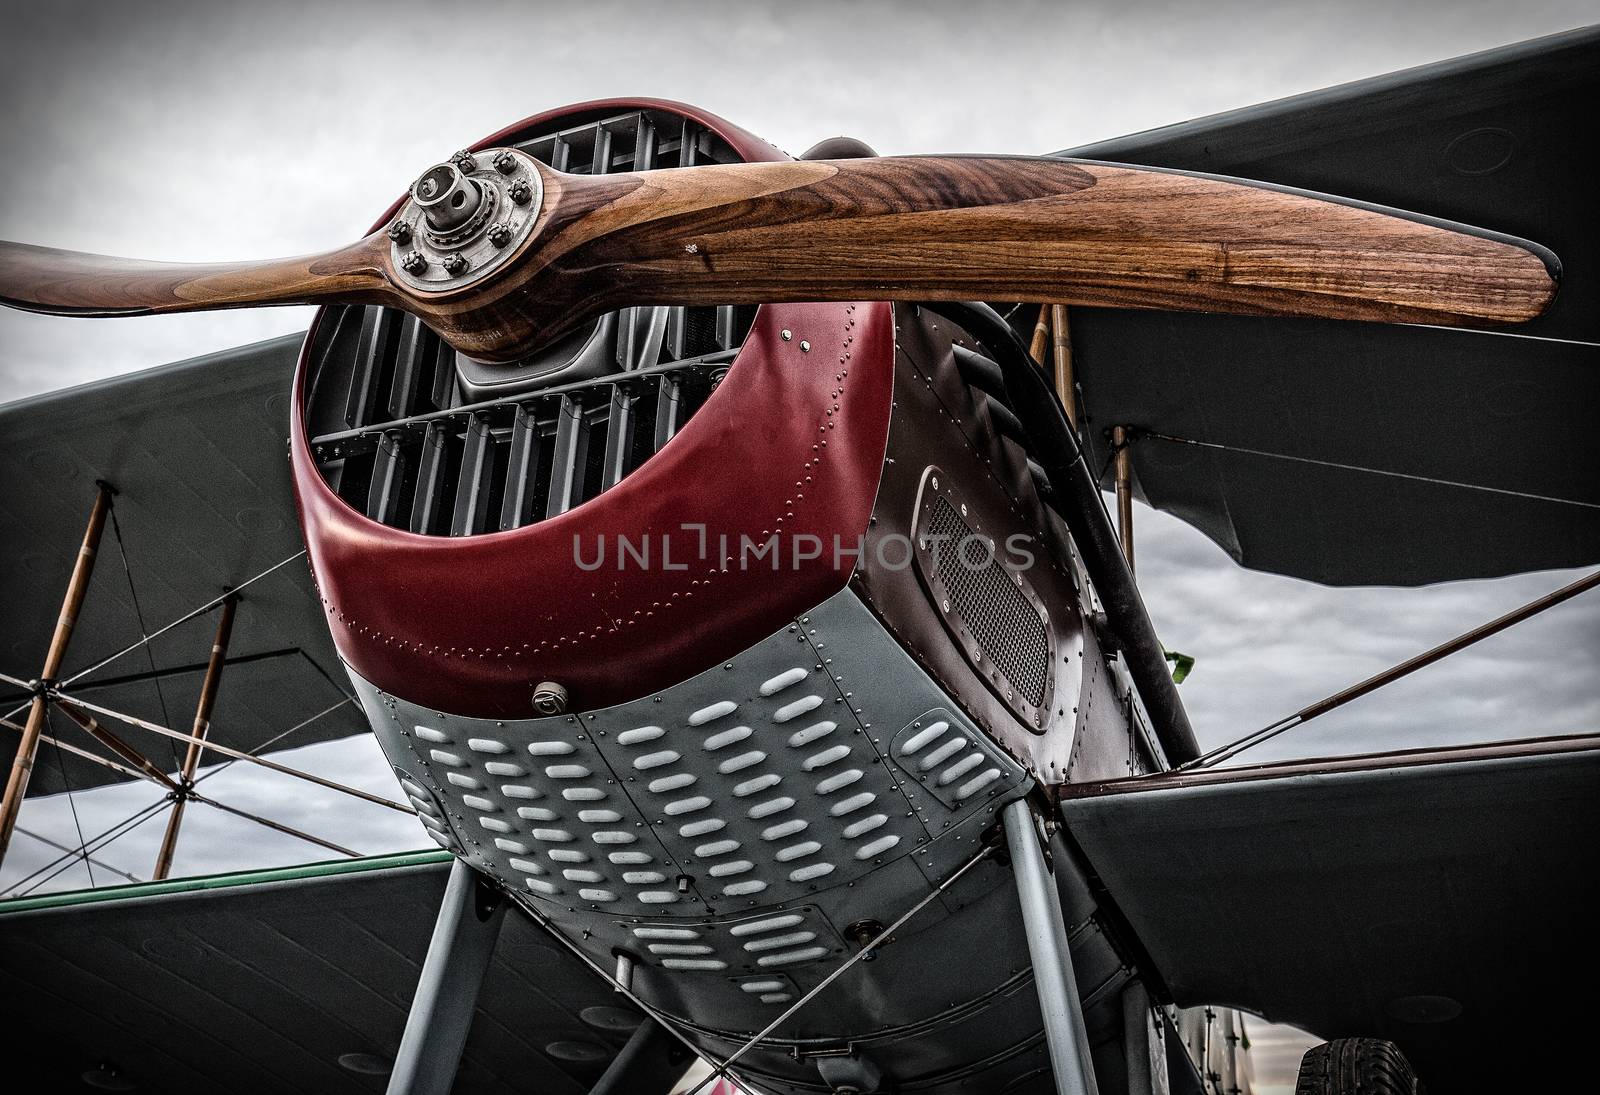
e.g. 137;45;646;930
388;147;543;294
411;163;483;234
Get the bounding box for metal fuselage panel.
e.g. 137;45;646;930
858;307;1161;785
353;588;1065;1092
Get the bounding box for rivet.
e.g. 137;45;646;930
780;329;793;341
799;340;811;352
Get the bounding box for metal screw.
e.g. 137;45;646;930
488;222;513;248
451;149;476;173
509;178;533;205
388;220;412;245
400;250;427;274
532;681;568;715
443;252;470;275
492;150;517;174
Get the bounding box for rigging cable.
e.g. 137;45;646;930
59;550;307;688
5;798;168;898
1138;429;1600;511
106;496;181;769
44;703;95;889
1181;567;1600;770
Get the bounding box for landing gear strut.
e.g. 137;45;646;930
1002;798;1100;1095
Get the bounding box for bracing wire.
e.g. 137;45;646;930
106;497;181;769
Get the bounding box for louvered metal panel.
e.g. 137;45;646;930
314;353;731;533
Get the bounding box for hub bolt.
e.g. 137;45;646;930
487;222;513;248
508;178;533;205
388;220;412;245
400;250;427;274
492;150;517;174
450;149;476;174
443;252;470;276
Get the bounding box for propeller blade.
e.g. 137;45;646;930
0;237;394;318
515;156;1557;348
0;153;1558;365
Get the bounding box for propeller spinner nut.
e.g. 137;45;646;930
411;162;485;235
390;146;539;292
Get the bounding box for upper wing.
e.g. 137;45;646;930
1058;735;1600;1090
1059;27;1600;585
0;334;368;794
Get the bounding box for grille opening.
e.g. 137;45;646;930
313;356;727;533
305;107;753;535
921;491;1052;712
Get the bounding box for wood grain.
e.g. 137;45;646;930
0;236;393;316
0;155;1558;363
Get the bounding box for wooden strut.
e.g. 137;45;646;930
0;482;112;870
52;702;179;793
1031;303;1079;427
1050;303;1076;428
1112;425;1135;576
1029;304;1051;367
0;713;148;785
152;594;237;880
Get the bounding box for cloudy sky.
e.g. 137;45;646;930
2;1;1596;1088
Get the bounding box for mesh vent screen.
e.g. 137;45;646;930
925;495;1050;706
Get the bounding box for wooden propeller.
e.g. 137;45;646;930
0;155;1559;362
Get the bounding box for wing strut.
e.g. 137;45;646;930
152;594;238;879
0;483;112;871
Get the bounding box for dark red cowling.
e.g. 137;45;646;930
290;101;895;719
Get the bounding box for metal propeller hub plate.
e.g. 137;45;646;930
388;146;544;293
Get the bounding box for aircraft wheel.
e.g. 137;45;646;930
1295;1038;1421;1094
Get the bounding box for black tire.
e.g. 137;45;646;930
1295;1038;1421;1095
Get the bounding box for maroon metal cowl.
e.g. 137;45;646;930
289;101;895;719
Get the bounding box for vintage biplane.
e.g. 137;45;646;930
1;25;1596;1095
